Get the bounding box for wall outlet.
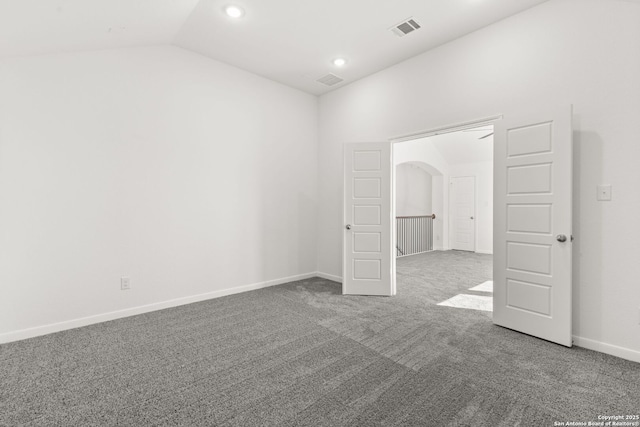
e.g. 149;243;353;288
121;277;131;290
597;184;612;201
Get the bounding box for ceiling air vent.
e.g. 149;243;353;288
316;73;344;86
390;17;421;37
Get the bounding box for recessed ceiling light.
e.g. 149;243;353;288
224;5;245;18
333;58;347;67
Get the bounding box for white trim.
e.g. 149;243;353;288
3;272;637;366
390;115;503;143
0;272;317;345
316;271;343;283
573;335;640;364
475;250;494;255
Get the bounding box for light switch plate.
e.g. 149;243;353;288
597;185;612;201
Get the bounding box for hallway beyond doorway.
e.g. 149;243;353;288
396;250;492;310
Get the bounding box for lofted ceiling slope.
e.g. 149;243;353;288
0;0;200;58
174;0;549;95
0;0;549;95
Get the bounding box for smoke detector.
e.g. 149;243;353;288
316;73;344;86
389;17;421;37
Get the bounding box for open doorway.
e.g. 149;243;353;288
393;124;494;313
344;107;573;346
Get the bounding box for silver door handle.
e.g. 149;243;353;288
470;216;474;220
556;234;567;242
346;224;351;230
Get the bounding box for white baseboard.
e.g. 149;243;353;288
315;271;343;283
475;250;493;255
0;272;317;345
573;335;640;364
5;273;637;366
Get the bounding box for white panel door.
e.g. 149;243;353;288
493;106;573;347
343;143;395;296
450;176;476;251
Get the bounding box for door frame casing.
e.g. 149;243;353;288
390;115;503;143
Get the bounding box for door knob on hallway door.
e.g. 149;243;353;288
556;234;567;242
470;216;474;220
345;224;351;230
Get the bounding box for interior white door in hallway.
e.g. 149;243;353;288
493;106;573;347
343;142;395;296
450;176;476;252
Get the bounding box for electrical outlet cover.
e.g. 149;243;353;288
597;185;612;201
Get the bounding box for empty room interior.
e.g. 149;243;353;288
1;0;639;425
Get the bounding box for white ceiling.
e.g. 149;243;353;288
0;0;200;58
426;127;494;165
0;0;549;95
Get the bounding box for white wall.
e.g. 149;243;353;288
317;0;640;360
0;45;319;340
449;161;493;254
396;163;432;216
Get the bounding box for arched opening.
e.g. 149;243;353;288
395;161;443;256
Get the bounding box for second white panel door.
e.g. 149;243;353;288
450;176;476;251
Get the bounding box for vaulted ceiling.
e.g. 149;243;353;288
0;0;549;95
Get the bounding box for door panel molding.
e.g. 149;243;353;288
493;105;573;347
343;142;395;296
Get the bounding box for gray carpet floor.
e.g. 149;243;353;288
1;250;638;426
